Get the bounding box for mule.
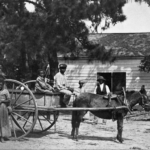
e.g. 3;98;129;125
71;91;148;143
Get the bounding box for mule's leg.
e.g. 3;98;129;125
74;111;85;141
71;111;76;139
75;119;81;141
116;115;124;143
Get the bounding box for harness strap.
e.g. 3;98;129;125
122;87;132;114
138;91;145;107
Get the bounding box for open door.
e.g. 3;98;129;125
97;72;126;93
112;72;126;93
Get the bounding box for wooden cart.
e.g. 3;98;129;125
4;79;128;141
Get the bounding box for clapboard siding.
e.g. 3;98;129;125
59;58;150;95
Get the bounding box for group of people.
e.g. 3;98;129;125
0;63;148;143
35;64;110;107
35;64;86;107
35;63;111;124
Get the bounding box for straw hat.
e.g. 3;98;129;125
97;76;106;81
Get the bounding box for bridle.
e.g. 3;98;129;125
138;91;144;105
121;88;148;113
138;91;149;109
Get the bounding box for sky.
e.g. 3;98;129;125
26;0;150;33
101;0;150;33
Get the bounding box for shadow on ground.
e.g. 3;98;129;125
57;131;132;143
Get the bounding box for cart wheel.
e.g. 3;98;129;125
21;80;60;132
32;110;59;133
24;80;59;133
5;79;38;140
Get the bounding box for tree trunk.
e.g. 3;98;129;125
48;50;59;81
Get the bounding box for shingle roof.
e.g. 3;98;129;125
88;33;150;56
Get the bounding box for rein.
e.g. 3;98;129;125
122;87;132;114
138;91;148;109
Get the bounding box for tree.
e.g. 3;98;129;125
0;0;127;80
135;0;150;73
139;55;150;73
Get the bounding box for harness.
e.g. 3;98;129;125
138;91;148;108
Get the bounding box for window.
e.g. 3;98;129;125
97;72;126;93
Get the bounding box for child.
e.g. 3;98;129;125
35;69;53;94
73;80;86;96
0;73;11;142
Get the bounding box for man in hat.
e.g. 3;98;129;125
94;76;110;95
93;75;110;125
54;63;74;106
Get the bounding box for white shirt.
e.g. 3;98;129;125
74;86;86;95
94;83;110;95
54;72;68;90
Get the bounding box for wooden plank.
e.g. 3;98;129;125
16;105;128;111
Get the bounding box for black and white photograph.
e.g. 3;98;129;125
0;0;150;149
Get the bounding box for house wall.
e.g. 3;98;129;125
59;58;150;95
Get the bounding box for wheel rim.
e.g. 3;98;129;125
22;80;60;133
32;111;59;133
5;79;38;140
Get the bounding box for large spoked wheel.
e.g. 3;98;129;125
22;80;59;133
5;79;38;140
33;110;59;133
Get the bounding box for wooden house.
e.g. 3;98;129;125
58;33;150;94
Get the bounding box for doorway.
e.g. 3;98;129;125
97;72;126;93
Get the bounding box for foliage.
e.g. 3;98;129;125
139;55;150;73
135;0;150;73
87;44;116;63
0;0;128;80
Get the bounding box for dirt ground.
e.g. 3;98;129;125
1;111;150;150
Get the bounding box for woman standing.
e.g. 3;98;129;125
0;74;11;142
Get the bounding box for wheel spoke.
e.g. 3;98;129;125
38;116;44;131
23;112;32;129
10;115;17;139
14;98;33;109
11;83;15;100
11;114;26;134
12;112;32;124
14;89;25;104
41;114;52;124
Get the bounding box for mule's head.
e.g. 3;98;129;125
141;95;150;111
126;91;149;110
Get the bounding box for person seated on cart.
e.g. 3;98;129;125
54;64;74;107
73;80;86;96
35;69;53;94
0;73;11;143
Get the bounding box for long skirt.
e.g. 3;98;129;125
0;103;11;138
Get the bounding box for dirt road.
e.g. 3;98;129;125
0;112;150;150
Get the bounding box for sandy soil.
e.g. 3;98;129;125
0;111;150;150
